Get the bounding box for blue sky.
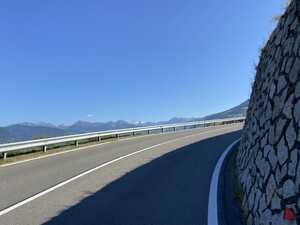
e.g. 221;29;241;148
0;0;284;125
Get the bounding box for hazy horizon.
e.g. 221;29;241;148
0;99;248;127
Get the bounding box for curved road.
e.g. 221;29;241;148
0;124;242;225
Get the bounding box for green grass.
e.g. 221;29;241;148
229;145;247;224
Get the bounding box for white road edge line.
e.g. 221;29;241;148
0;125;230;168
207;138;241;225
0;126;240;217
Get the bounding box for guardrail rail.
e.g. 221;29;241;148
0;117;245;159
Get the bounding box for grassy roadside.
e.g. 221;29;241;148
0;137;119;166
0;126;199;166
0;132;155;166
0;126;191;166
0;124;240;166
229;145;246;225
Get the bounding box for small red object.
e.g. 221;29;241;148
284;207;296;221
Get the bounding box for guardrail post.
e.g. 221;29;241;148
173;127;176;132
161;128;164;133
75;140;79;147
3;152;7;160
147;130;150;135
98;136;101;142
43;145;47;153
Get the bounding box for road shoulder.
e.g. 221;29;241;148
218;141;244;225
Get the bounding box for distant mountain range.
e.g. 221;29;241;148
201;100;249;120
0;100;249;144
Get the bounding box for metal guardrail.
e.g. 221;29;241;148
0;117;245;159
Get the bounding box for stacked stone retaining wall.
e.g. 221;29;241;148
237;1;300;224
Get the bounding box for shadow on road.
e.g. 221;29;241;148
43;130;241;225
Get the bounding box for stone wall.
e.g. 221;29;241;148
237;1;300;224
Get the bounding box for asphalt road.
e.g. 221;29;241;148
0;124;242;225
